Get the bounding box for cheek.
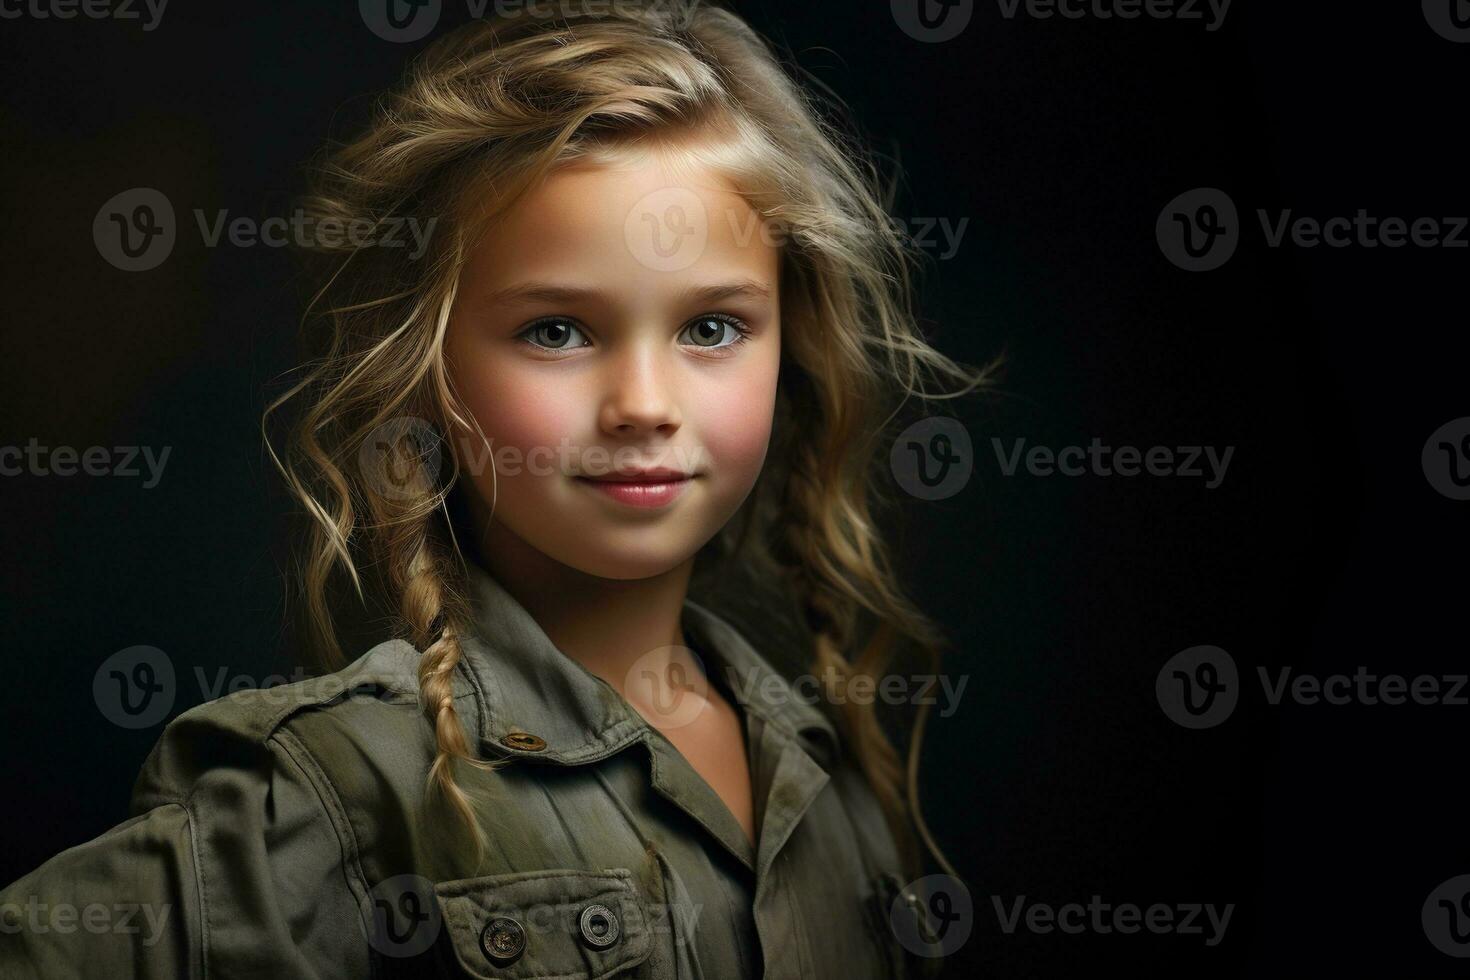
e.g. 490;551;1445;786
692;363;780;488
461;369;581;460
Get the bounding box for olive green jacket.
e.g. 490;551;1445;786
0;563;938;978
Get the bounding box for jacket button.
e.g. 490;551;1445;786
480;916;526;965
501;731;546;751
578;903;620;949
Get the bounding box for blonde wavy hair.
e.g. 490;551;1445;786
265;0;993;880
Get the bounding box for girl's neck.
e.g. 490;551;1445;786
470;516;694;696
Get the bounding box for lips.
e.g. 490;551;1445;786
573;469;695;508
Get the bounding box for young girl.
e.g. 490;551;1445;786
1;3;988;976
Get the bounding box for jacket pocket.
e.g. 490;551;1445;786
434;868;652;980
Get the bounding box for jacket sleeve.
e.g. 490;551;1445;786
0;694;372;980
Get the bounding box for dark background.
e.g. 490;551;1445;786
1;1;1465;976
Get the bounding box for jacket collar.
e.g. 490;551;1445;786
453;560;840;768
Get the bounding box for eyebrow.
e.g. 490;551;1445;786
481;279;772;306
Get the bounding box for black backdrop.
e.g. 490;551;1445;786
2;2;1466;975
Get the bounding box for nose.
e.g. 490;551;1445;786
598;343;682;438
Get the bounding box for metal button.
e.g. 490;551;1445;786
480;916;526;965
578;903;620;949
501;731;546;751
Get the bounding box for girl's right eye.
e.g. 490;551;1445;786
517;318;590;352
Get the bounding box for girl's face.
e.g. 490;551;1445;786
443;151;782;580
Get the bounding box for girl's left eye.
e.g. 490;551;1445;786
679;314;751;351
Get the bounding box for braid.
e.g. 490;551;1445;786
391;512;503;868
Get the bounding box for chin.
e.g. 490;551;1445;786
530;521;709;580
559;545;696;581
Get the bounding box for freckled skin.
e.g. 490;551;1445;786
443;154;782;581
